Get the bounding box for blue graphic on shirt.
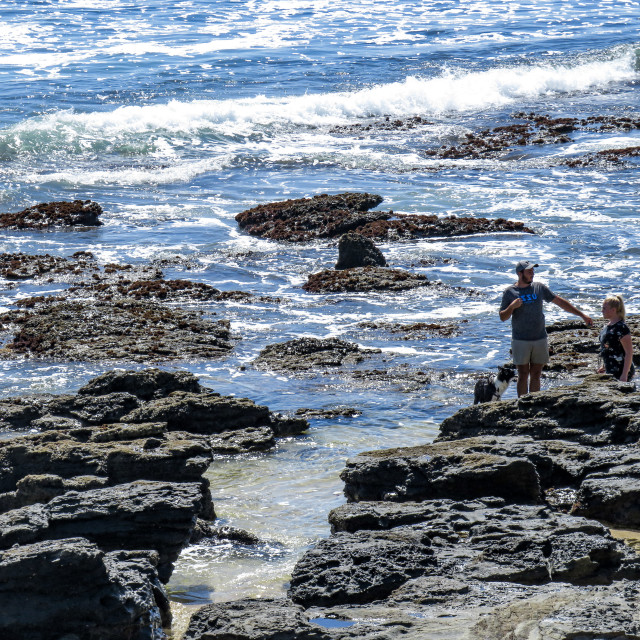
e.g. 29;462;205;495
520;293;538;303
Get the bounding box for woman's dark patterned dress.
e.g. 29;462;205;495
600;319;634;380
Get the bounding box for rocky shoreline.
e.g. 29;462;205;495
183;374;640;639
1;194;633;639
0;368;308;639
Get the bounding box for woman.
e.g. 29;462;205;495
598;294;634;382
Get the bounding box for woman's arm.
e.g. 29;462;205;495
620;332;634;382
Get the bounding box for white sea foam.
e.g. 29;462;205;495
3;48;636;154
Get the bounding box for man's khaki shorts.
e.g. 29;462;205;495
511;338;549;365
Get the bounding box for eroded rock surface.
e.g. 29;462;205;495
253;337;379;371
0;538;169;640
0;200;102;229
437;374;640;446
235;192;534;242
185;375;640;640
334;232;386;270
0;299;233;362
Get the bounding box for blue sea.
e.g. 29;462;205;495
1;0;639;615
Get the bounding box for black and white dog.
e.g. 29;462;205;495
473;366;517;404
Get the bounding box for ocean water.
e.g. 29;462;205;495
1;0;639;610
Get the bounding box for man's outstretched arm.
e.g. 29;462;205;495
552;296;593;326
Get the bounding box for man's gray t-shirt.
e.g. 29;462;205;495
500;282;556;341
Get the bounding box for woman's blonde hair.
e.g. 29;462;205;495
604;293;626;320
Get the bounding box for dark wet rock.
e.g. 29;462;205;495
289;500;639;608
253;337;379;371
0;251;98;281
437;374;640;446
121;392;271;434
0;369;307;463
69;278;224;302
295;407;362;419
572;474;640;527
235;192;534;242
565;145;640;167
0;298;233;362
289;527;437;607
331;114;434;135
0;537;168;640
334;232;386;270
190;520;262;546
0;424;213;514
235;192;386;242
184;598;330;640
358;319;468;338
348;366;431;392
303;266;431;293
0;479;203;583
340;437;542;504
350;213;534;241
77;367;203;400
0;200;103;229
424;112;640;161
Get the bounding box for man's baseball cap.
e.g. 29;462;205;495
515;260;538;273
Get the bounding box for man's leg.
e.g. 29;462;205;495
529;363;544;393
516;364;530;397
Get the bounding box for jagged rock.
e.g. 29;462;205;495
209;426;276;454
189;520;261;545
235;192;533;242
334;232;386;270
0;252;99;280
572;474;640;527
184;598;330;640
0;537;168;640
0;423;213;514
253;337;379;371
0;480;203;583
303;266;431;293
437;374;640;446
289;501;640;608
235;192;386;242
289;527;437;607
77;367;203;400
0;299;233;362
340;437;542;504
0;200;102;229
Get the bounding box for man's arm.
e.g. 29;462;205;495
552;296;593;326
499;296;522;322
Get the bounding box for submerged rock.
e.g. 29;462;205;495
0;251;99;281
253;337;379;371
0;200;102;229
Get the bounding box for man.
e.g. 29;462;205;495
499;260;593;397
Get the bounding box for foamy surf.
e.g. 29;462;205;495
1;47;636;158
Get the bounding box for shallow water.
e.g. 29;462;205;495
1;0;639;609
